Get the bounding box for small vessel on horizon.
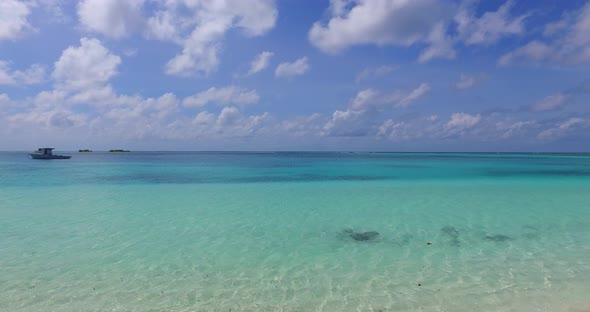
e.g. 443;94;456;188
29;148;72;159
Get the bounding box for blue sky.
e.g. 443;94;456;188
1;0;589;151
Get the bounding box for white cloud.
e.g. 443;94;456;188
376;115;443;141
496;120;536;138
69;85;115;105
355;65;397;83
310;0;526;63
531;93;569;112
347;83;431;112
418;22;456;63
193;111;215;125
33;90;67;109
328;0;351;17
161;0;278;76
323;109;371;136
538;118;588;140
77;0;145;39
275;57;310;78
398;83;431;107
182;86;259;107
0;93;11;108
377;119;404;138
145;9;177;41
0;61;47;85
349;88;380;111
375;114;581;143
36;0;70;24
279;113;323;137
76;0;277;76
446;112;481;129
447;112;481;128
189;106;271;137
123;48;138;57
455;74;477;90
9;106;87;129
163;17;229;77
323;82;430;136
52;38;121;91
309;0;451;54
455;0;526;46
0;62;15;85
13;64;46;84
0;0;34;41
0;35;277;144
498;41;552;66
216;106;241;127
247;51;274;75
499;2;590;66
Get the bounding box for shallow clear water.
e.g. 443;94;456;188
1;152;590;311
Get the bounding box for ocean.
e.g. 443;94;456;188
1;151;589;311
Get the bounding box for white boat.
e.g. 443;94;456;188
29;148;71;159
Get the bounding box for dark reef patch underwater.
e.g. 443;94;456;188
484;234;514;242
441;225;461;246
340;229;381;242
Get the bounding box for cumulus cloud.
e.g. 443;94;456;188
77;0;145;38
348;83;431;111
526;81;590;112
309;0;452;54
498;41;553;66
499;2;590;66
455;73;487;90
323;82;431;136
377;115;442;140
455;0;526;46
496;120;536;139
189;106;271;137
538;118;589;140
36;0;70;24
52;38;121;91
418;22;456;63
161;0;278;76
247;51;274;75
444;112;481;137
13;64;46;85
0;61;46;85
355;65;397;83
275;57;310;78
0;0;35;41
398;83;431;107
446;112;481;129
0;36;276;144
0;93;13;110
182;86;259;107
310;0;525;62
76;0;277;76
279;113;323;137
531;93;569;112
0;62;16;85
348;88;380;111
455;73;479;90
323;109;373;136
373;114;566;143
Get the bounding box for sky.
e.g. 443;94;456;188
1;0;589;152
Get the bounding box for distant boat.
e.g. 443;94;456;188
29;148;71;159
109;149;130;152
78;149;92;152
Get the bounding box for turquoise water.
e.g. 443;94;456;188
1;152;590;311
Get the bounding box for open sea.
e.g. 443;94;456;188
1;151;590;312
